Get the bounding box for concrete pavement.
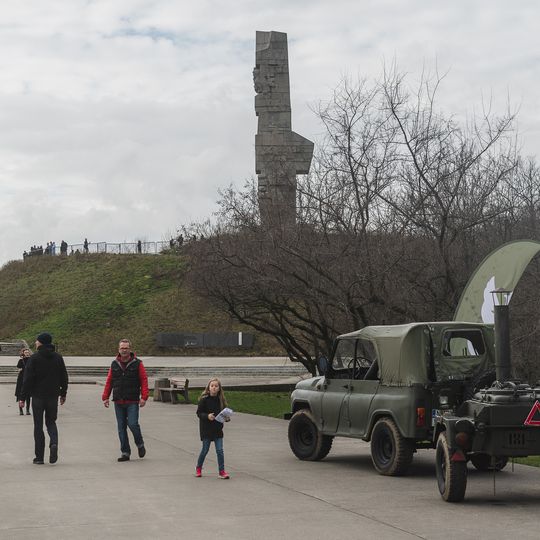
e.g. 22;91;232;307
2;384;540;540
0;355;310;388
0;355;293;367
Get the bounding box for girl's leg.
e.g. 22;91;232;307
196;439;211;468
26;398;31;414
214;438;225;472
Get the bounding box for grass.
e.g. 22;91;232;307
515;456;540;467
0;254;280;355
187;390;291;419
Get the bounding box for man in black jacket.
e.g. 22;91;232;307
20;333;69;465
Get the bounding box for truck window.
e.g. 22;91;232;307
331;339;355;378
354;339;378;379
356;339;377;367
442;329;485;357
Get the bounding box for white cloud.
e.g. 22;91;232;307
1;0;539;264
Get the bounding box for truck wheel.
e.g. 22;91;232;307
370;417;414;476
435;432;467;502
288;410;333;461
470;453;508;472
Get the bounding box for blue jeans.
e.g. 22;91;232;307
197;438;225;471
114;403;144;455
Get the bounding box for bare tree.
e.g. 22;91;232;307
185;67;535;375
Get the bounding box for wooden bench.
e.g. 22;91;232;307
155;377;190;404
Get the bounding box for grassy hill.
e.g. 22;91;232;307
0;254;278;356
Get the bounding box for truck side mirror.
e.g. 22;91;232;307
317;355;329;376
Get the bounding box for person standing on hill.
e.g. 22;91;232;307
102;339;149;462
20;333;69;465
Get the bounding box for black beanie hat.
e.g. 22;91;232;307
36;332;53;345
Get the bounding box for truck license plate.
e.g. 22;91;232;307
505;431;526;448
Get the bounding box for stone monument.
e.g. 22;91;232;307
254;31;314;229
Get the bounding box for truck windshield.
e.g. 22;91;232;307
332;339;355;370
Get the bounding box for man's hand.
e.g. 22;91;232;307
59;396;66;405
103;399;110;408
139;399;146;407
18;400;25;408
208;413;215;421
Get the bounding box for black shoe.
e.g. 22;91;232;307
19;409;24;416
26;410;31;415
117;455;130;462
138;446;146;458
50;444;58;464
33;458;44;465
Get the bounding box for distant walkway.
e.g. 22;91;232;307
0;355;309;388
0;355;293;368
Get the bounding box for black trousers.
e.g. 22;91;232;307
31;397;59;460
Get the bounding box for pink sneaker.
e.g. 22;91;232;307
195;467;202;477
218;470;230;479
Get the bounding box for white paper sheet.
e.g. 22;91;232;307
215;407;234;423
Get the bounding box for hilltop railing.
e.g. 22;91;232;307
24;241;172;258
68;241;170;255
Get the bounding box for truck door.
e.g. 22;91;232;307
347;339;380;437
321;338;355;434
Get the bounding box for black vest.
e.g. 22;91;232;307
111;358;141;401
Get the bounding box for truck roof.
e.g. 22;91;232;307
338;322;493;385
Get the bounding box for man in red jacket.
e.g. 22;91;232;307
102;339;149;462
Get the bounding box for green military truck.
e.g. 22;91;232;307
286;322;540;502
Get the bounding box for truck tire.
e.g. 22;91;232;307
470;453;508;472
288;410;333;461
370;417;414;476
435;432;467;502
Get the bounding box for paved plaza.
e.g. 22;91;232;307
2;384;540;539
0;354;292;368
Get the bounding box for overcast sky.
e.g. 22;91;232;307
1;0;539;266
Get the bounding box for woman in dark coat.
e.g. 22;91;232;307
15;348;32;415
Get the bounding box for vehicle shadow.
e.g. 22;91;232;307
324;453;436;477
324;454;540;505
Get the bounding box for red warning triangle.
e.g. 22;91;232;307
524;400;540;426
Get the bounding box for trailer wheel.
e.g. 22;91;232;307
370;417;414;475
435;432;467;502
470;453;508;472
288;410;333;461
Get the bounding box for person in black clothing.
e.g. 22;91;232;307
15;348;32;415
20;333;69;465
195;377;230;479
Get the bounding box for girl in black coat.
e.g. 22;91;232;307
15;348;31;415
195;378;230;479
